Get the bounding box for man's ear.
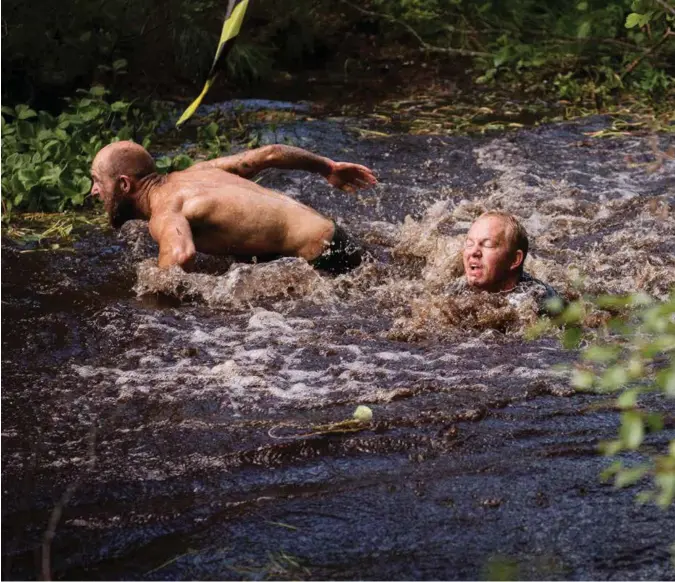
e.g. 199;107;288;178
509;249;524;272
119;175;132;194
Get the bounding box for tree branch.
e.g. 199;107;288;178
654;0;675;17
624;26;674;75
338;0;491;58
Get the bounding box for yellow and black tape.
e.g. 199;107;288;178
176;0;250;127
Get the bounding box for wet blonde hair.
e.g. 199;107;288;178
477;211;529;273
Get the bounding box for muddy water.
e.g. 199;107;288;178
2;114;675;580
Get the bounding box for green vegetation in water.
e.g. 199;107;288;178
1;88;273;225
268;405;374;439
1;84;165;220
2;212;108;251
531;292;675;509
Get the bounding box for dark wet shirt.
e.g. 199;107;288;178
446;271;562;314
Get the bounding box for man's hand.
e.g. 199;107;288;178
325;162;377;193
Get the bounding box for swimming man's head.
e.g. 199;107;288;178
463;211;528;292
90;141;156;228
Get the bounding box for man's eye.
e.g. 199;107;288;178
483;241;495;248
464;240;474;248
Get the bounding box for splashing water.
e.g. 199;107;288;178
2;115;674;580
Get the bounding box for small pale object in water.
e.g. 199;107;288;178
353;405;373;422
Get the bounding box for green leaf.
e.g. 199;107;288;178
615;465;648;488
2;106;15;117
563;326;582;349
17;168;39;191
17;120;35;140
205;122;219;139
560;301;584;324
620;411;644;450
626;12;642;28
577;20;591;39
664;368;675;397
655;471;675;508
571;368;594;390
641;334;675;358
600;460;623;481
630;292;654;307
583;345;620;363
635;491;653;505
77;176;92;195
117;126;133;140
598;365;629;391
617;389;639;409
90;85;107;97
600;439;623;456
645;412;664;432
545;296;564;315
111;101;129;113
156;156;172;172
113;59;128;71
171;154;194;171
16;105;37;120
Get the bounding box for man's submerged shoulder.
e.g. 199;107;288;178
519;271;559;295
514;271;564;312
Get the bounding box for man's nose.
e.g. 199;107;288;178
91;184;99;198
470;246;482;257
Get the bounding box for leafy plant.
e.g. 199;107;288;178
537;292;675;508
1;87;165;219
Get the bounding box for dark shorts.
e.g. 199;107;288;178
310;222;363;274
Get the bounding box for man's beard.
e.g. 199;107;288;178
104;191;137;229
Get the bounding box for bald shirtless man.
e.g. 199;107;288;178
447;211;561;312
90;141;377;273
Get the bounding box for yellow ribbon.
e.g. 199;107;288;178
176;0;250;127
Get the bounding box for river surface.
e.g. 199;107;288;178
2;108;675;580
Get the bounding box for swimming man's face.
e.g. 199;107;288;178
90;155;118;206
463;216;518;292
90;154;130;228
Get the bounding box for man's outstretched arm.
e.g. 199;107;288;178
189;144;377;192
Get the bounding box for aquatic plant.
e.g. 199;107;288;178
1;85;164;220
536;291;675;508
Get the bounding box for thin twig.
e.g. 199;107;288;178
624;27;674;75
654;0;675;17
40;424;98;581
338;0;491;57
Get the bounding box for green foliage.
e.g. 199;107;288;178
197;121;232;159
542;291;675;508
361;0;674;102
1;87;164;218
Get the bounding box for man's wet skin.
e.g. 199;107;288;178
463;213;525;292
90;141;377;269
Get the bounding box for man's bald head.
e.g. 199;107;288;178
90;141;157;229
92;141;156;181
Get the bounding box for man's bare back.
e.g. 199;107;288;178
90;142;377;272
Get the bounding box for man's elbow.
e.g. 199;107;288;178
261;144;283;163
159;247;196;270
